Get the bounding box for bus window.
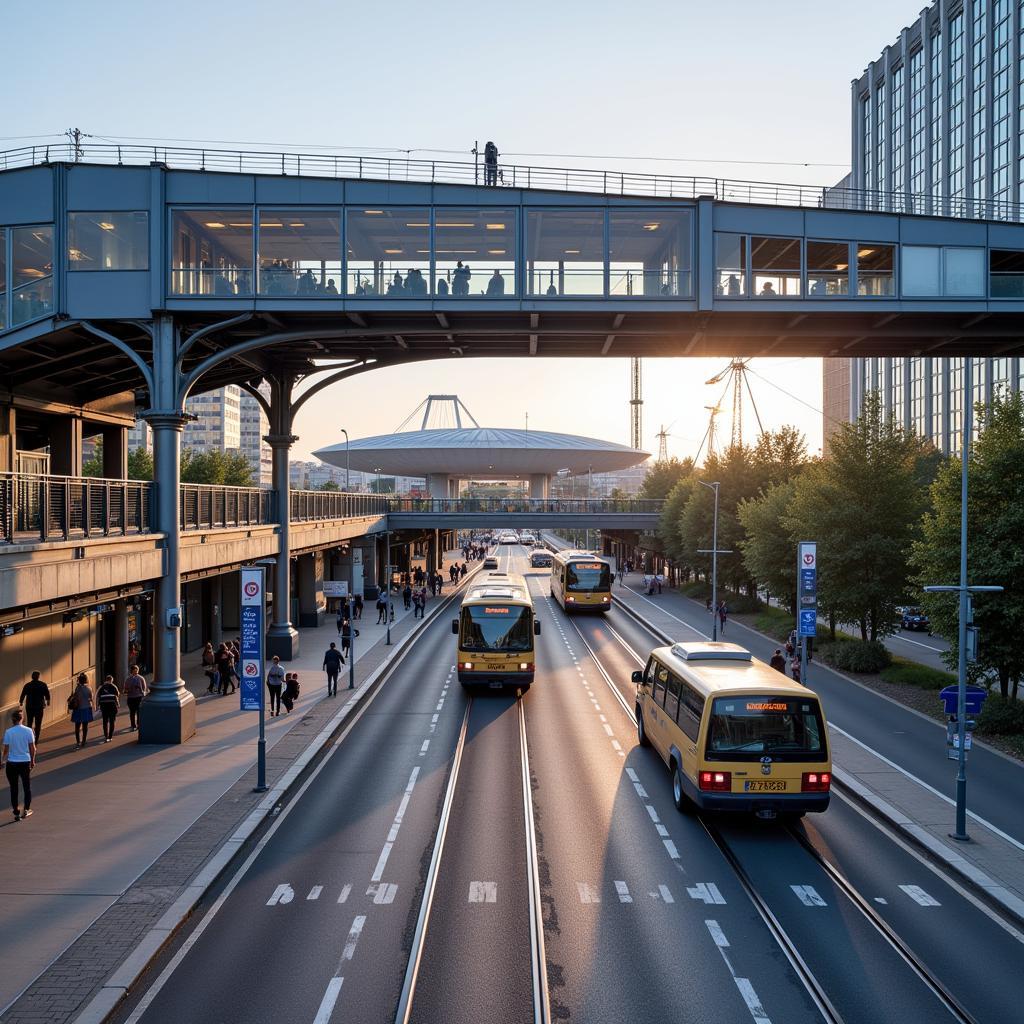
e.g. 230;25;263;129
706;697;826;761
664;673;680;723
652;663;669;707
677;682;702;741
566;562;611;592
459;605;533;652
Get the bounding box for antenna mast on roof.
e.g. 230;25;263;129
393;395;481;432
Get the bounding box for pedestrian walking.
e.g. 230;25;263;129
266;655;285;716
340;618;358;658
18;671;50;741
354;593;363;620
769;649;787;673
376;592;388;624
323;643;344;697
219;650;238;696
718;602;728;634
69;673;94;748
123;664;147;731
202;643;216;693
282;672;300;713
403;584;412;610
790;656;801;683
2;709;36;821
96;674;120;742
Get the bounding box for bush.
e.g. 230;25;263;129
754;607;794;641
976;696;1024;736
880;659;954;690
818;639;892;673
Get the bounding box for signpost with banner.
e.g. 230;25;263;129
240;566;268;792
797;541;817;684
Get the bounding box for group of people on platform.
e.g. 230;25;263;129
202;640;242;696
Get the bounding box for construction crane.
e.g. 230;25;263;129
704;358;765;448
629;357;643;450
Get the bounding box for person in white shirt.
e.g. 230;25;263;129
2;709;37;821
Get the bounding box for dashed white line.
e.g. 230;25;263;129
337;884;352;904
306;885;323;901
419;739;430;756
341;914;366;960
790;884;827;907
658;884;675;904
614;880;633;903
368;882;398;904
705;920;772;1024
899;884;941;906
312;977;344;1024
372;768;420;882
663;839;680;859
688;882;727;905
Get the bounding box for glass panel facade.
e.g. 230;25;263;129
608;209;692;297
68;212;148;271
992;356;1011;397
715;233;746;296
949;13;966;202
989;249;1024;295
892;358;905;422
807;241;849;295
258;210;341;296
909;49;926;196
857;243;895;295
943;247;985;294
902;246;941;295
526;209;604;296
910;357;927;435
932;358;946;445
0;228;5;332
11;225;54;324
434;209;515;298
949;358;964;452
346;208;429;297
751;237;801;296
171;210;253;295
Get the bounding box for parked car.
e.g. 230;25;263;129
901;606;931;633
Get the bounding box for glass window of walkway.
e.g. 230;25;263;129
715;233;746;296
751;236;801;296
434;210;515;298
258;210;341;296
526;209;604;296
608;210;691;297
11;225;53;325
346;208;429;298
68;212;149;271
807;241;850;295
171;211;253;296
857;244;895;295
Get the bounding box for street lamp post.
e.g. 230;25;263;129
385;529;393;646
697;480;731;642
340;428;350;491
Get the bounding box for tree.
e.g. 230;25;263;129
82;442;104;478
657;473;697;564
785;393;931;641
319;480;341;491
127;447;153;481
180;448;254;486
737;479;798;612
912;393;1024;698
640;457;694;500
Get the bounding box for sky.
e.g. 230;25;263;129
3;0;926;462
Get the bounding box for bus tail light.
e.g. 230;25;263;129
801;771;831;792
566;596;575;603
462;661;474;671
601;595;610;603
699;770;731;792
519;662;529;671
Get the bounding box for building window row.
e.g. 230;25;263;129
168;206;694;300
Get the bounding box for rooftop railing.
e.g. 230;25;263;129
2;139;1019;222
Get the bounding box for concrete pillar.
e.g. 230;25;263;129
49;415;83;477
114;599;129;684
102;425;128;479
266;430;299;660
529;474;549;499
0;406;15;473
297;551;325;627
427;473;449;499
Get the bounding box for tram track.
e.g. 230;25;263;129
558;602;980;1024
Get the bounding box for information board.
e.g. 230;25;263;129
240;567;265;712
797;541;817;637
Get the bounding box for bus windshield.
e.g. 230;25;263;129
566;562;610;592
706;696;826;762
460;605;533;652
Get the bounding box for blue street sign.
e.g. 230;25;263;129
240;568;265;712
939;685;988;716
800;568;816;593
798;609;817;637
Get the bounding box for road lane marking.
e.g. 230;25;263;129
312;977;344;1024
790;885;827;907
368;882;398;904
658;884;675;904
307;886;323;901
625;767;640;782
468;881;498;903
688;882;726;905
899;884;941;906
705;921;772;1024
419;739;430;756
577;882;601;904
602;723;614;737
337;884;351;903
614;880;633;903
646;805;661;824
706;919;730;948
267;883;294;906
632;781;648;798
663;839;680;859
342;915;366;960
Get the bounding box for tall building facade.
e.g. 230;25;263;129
239;384;272;486
825;0;1024;453
184;386;241;452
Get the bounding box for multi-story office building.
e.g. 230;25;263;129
239;385;272;486
824;0;1024;453
184;386;241;453
127;418;151;453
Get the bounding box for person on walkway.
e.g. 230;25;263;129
376;591;388;624
483;140;499;185
123;665;147;731
336;607;346;637
769;649;787;673
718;602;728;634
790;657;801;684
219;651;238;696
266;656;285;716
403;583;412;610
282;672;300;713
18;671;50;741
70;673;94;748
655;574;664;595
2;709;36;821
340;618;357;660
96;674;120;742
353;592;363;620
202;643;216;693
414;588;426;619
323;643;344;697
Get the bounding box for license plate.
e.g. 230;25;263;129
488;681;503;689
485;664;505;671
744;781;787;792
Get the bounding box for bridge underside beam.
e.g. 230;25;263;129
385;513;659;531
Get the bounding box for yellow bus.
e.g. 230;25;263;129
550;550;612;612
453;572;541;691
633;642;831;819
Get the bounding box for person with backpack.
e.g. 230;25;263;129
322;643;344;697
96;674;120;743
282;672;300;713
769;649;787;673
69;673;94;748
18;671;51;742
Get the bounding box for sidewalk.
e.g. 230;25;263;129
0;548;470;1021
611;573;1024;927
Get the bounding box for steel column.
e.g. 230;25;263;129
266;431;299;659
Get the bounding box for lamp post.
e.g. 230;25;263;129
385;529;393;645
697;480;731;642
340;428;350;491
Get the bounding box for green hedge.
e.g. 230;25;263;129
879;658;955;691
818;639;892;673
976;696;1024;737
753;607;795;641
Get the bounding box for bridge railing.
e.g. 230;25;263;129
386;497;664;515
180;483;271;531
2;139;1020;222
0;472;152;544
291;489;389;521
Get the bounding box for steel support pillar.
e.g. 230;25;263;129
266;432;299;659
102;424;129;479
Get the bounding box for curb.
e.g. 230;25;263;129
70;566;481;1024
611;587;1024;933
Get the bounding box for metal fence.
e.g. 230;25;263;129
0;472;151;544
2;139;1020;222
292;489;388;521
386;497;664;515
180;484;271;531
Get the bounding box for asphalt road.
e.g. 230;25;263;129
111;545;1023;1024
